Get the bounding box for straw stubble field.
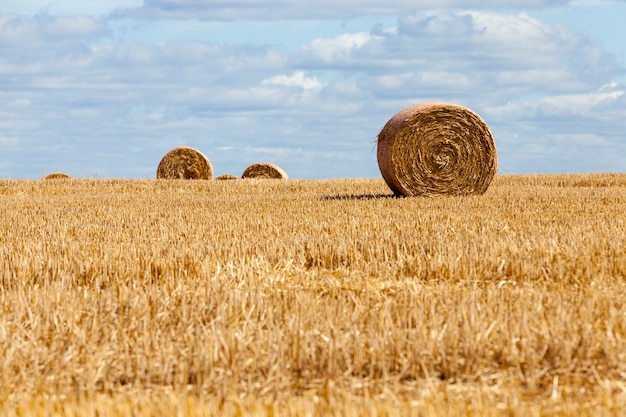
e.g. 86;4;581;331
1;174;625;416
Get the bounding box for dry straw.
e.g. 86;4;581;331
242;163;288;179
377;102;497;197
156;146;213;180
42;173;71;180
216;174;239;180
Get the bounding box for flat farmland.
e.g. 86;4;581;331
1;174;625;416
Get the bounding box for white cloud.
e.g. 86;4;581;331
297;10;621;98
462;11;551;42
261;71;322;90
599;81;619;91
487;85;624;119
300;32;376;64
0;6;624;178
538;90;624;115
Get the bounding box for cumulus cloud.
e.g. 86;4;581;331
297;10;622;101
300;32;377;65
0;6;624;178
261;71;323;90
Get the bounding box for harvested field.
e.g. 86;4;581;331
1;174;626;416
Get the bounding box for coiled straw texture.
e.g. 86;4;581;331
242;163;288;179
156;146;213;180
377;102;497;197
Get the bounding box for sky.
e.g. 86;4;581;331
1;0;625;179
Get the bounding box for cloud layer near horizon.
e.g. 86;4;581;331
1;1;624;179
110;0;575;20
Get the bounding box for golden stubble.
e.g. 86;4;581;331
0;174;625;416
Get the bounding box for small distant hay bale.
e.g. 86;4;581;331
216;174;239;180
377;102;497;197
156;146;213;180
42;172;71;180
242;163;288;179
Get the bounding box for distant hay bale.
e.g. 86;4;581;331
377;102;497;197
216;174;239;180
156;146;213;180
242;163;288;179
42;172;71;180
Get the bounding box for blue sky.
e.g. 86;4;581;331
1;0;624;179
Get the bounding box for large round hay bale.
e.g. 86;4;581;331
377;102;497;197
242;163;288;179
156;146;213;180
42;172;71;180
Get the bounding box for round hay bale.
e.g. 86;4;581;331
377;102;497;197
42;172;71;180
156;146;213;180
242;163;288;179
216;174;239;180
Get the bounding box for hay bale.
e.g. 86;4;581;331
216;174;239;180
42;172;71;180
377;102;497;197
156;146;213;180
242;163;288;179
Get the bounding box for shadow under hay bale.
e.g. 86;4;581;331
242;163;288;179
377;102;497;197
42;173;71;180
156;146;213;180
216;174;239;180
